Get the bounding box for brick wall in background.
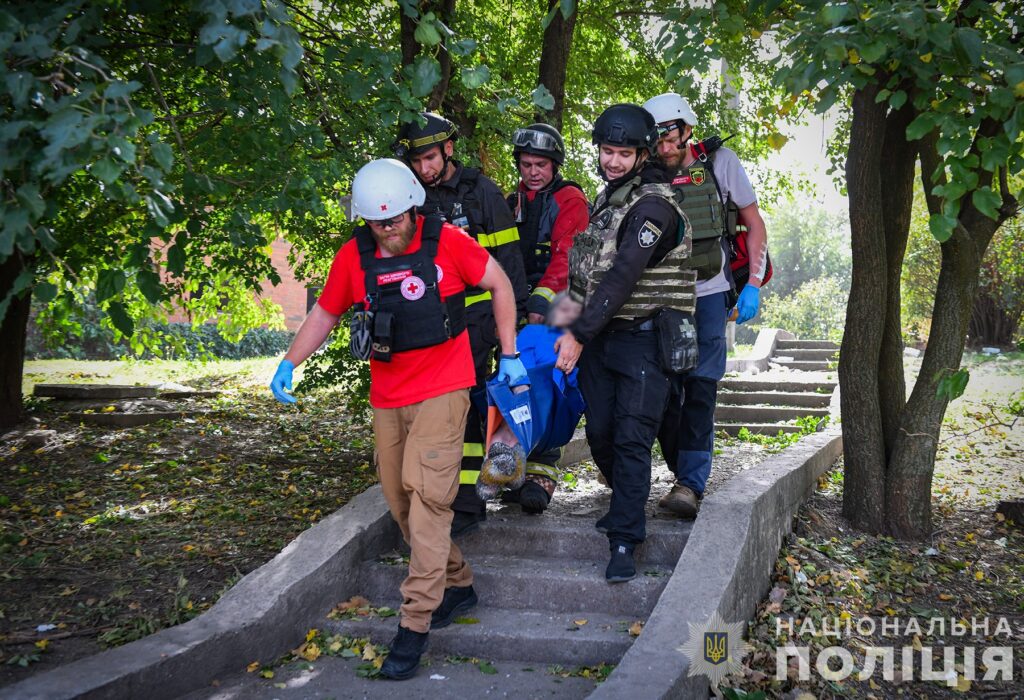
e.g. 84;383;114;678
166;238;315;331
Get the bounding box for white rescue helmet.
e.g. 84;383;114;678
643;92;698;127
350;158;426;221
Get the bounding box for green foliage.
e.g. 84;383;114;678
295;321;371;412
935;367;970;402
731;415;830;452
663;1;1024;241
27;295;292;360
759;277;847;343
762;201;851;300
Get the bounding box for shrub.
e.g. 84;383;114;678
758;277;847;342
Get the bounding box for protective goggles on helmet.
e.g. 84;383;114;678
512;128;561;153
656;121;681;137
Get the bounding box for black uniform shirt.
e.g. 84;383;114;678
570;163;680;345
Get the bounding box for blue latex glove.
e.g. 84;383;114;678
270;359;297;404
496;355;529;386
735;285;761;324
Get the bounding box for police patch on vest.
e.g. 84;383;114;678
690;167;706;186
401;276;426;300
638;220;663;248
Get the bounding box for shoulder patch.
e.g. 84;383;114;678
689;167;706;186
638;219;663;248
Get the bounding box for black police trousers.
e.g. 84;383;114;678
579;327;672;546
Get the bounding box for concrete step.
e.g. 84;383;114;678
716;391;831;409
455;515;690;567
324;606;634;666
775;339;840;351
360;554;672;619
715;405;829;423
716;423;804;436
719;379;836;394
34;383;158;399
770;360;835;371
774;348;838;362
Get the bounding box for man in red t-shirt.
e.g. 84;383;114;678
269;159;524;680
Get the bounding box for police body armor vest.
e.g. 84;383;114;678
510;179;585;287
355;216;466;361
568;177;697;319
671;158;730;281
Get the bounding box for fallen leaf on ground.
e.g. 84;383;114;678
629;621;644;637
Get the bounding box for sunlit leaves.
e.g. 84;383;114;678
531;83;555;111
409;56;442;97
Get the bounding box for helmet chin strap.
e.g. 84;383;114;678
599;149;648;187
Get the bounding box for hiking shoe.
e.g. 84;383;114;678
379;625;429;680
658;484;699;519
606;543;636;583
450;509;485;538
431;585;478;629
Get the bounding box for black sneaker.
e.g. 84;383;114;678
606;543;636;583
379;625;429;680
450;509;485;539
431;585;479;629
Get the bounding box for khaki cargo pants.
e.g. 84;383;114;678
373;389;474;632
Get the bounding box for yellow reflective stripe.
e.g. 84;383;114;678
526;463;560;481
532;286;556;302
491;226;520;246
465;291;492;307
462;442;484;458
476;227;520;248
459;469;481;484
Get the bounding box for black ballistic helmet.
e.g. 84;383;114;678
512;123;566;165
391;112;458;160
591;104;658;154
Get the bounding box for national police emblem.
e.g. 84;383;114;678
638;220;662;248
678;611;752;688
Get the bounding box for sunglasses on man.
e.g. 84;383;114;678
367;212;409;229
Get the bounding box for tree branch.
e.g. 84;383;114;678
145;62;195;171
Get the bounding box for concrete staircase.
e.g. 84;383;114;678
324;514;692;666
713;337;839;436
769;338;840;371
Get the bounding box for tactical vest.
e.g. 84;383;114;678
509;179;585;287
355;216;467;361
422;167;492;305
670;157;731;281
568;177;697;319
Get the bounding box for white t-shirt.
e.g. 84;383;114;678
690;147;757;298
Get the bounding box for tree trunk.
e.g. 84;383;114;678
535;0;578;130
884;225;986;537
877;97;917;460
968;291;1016;347
0;253;31;432
398;0;455;112
839;86;891;533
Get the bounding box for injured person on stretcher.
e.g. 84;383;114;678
477;294;586;501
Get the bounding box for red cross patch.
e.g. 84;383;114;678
401;275;426;301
